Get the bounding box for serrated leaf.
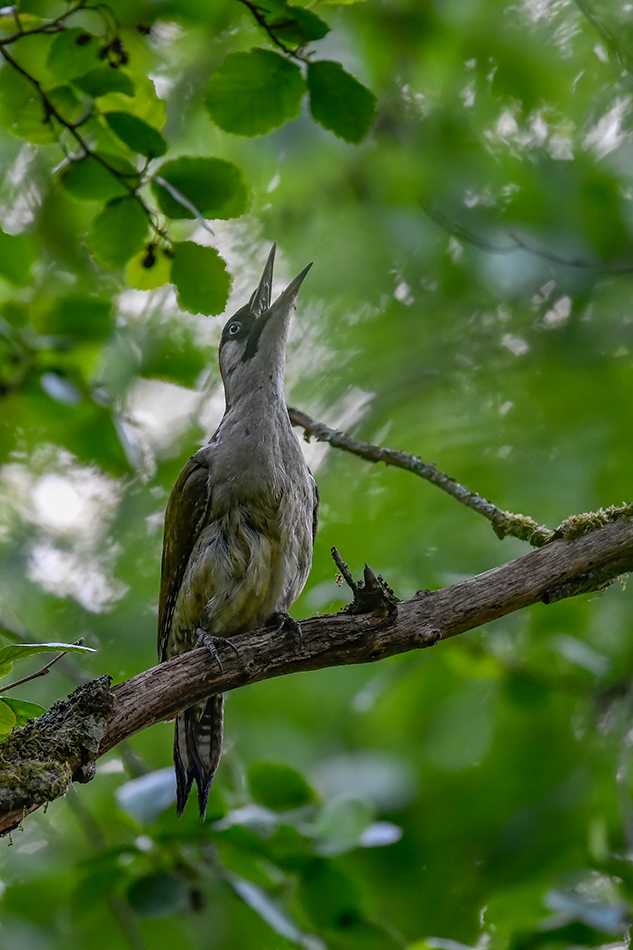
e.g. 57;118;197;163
72;68;135;99
249;763;316;811
0;228;36;286
205;49;306;136
308;60;376;143
0;700;16;735
0;662;13;679
33;297;112;340
104;111;167;158
151;157;249;221
125;247;172;290
47;28;102;80
88;196;148;269
170;243;231;316
60;155;133;201
0;642;96;665
2;698;45;725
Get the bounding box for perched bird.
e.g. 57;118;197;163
158;245;318;819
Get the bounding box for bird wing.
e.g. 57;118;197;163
309;471;319;544
158;452;212;661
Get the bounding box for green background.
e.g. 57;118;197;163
1;0;633;948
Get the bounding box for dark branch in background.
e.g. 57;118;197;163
422;200;633;274
573;0;632;72
235;0;307;60
2;513;633;835
288;406;556;545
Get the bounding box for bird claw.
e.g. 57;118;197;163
267;612;303;651
196;630;240;674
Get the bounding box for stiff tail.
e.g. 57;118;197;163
174;693;225;819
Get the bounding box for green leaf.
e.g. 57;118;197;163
0;662;13;680
59;155;132;201
47;28;102;80
104;111;167;158
125;247;172;290
151;157;249;220
307;60;376;143
297;859;363;929
47;85;83;123
0;700;16;735
170;242;231;316
2;698;45;725
33;297;112;341
0;643;96;665
0;68;58;144
205;49;306;136
72;68;135;99
88;196;148;269
0;229;36;286
249;763;316;811
126;872;189;918
256;1;330;45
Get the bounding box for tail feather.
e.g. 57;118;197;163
174;693;225;819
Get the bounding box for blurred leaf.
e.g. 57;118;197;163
0;62;58;143
297;859;362;930
228;874;322;947
1;698;45;724
170;242;231;315
72;68;135;98
116;767;176;823
0;229;36;286
249;762;316;811
307;60;376;143
46;28;101;80
47;84;83;123
151;157;249;220
126;871;189;917
87;196;148;269
205;49;306;136
32;297;112;341
104;111;167;158
313;796;372;855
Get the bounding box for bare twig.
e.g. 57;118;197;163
288;406;555;546
0;638;85;694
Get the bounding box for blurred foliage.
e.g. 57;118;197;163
1;0;633;948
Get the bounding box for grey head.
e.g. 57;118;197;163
219;244;312;407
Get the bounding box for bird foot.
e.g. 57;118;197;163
267;611;303;651
196;630;240;674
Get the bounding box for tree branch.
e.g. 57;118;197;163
2;513;633;835
288;406;555;545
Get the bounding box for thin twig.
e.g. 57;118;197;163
235;0;308;61
423;200;633;273
0;638;85;694
288;406;555;546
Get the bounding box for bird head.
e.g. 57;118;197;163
218;244;311;408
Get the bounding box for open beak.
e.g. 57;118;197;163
249;243;277;317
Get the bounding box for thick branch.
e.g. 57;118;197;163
2;513;632;834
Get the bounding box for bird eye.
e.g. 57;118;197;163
228;322;241;335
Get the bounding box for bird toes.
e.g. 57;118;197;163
267;612;303;651
196;630;240;673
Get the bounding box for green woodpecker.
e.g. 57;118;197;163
158;245;318;819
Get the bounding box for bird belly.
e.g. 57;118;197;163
166;498;311;656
